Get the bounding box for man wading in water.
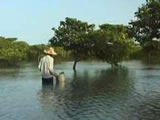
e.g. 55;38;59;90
38;47;59;85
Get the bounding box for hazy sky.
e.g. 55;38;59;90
0;0;145;45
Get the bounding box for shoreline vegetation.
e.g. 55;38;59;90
0;37;71;67
0;1;160;69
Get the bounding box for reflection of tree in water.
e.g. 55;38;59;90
92;66;130;94
37;67;134;119
58;67;133;119
70;70;91;100
69;66;131;100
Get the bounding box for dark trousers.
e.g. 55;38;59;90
42;77;53;85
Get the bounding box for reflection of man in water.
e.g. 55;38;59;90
38;47;59;85
37;77;66;111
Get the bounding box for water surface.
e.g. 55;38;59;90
1;60;160;120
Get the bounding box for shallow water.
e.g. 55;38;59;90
1;60;160;120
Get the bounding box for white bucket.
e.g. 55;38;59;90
58;72;65;82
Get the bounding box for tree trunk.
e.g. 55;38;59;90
111;62;119;68
73;59;78;71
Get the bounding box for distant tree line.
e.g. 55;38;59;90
0;37;29;66
0;37;69;67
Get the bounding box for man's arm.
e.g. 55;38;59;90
38;58;42;72
48;57;59;77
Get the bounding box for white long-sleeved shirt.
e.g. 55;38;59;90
38;55;57;78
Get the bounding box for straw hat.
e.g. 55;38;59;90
44;47;57;56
